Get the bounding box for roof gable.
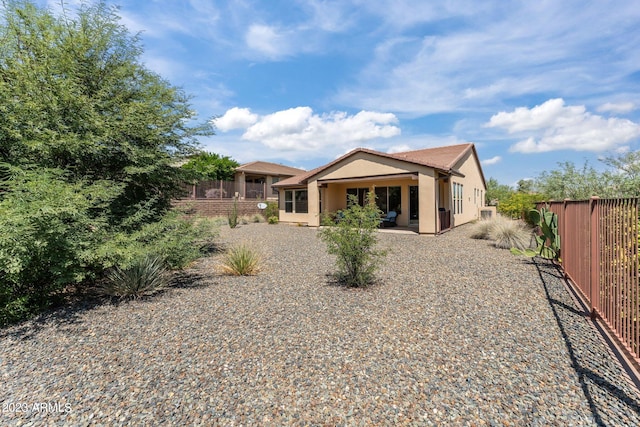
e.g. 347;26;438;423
274;143;479;188
236;161;306;176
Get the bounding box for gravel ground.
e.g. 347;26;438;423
2;223;640;426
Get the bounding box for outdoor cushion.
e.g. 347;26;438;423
381;211;397;227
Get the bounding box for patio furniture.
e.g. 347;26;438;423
380;211;397;227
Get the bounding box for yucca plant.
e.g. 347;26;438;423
489;219;532;251
220;244;261;276
101;255;169;299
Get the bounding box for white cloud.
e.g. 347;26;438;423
213;107;259;131
482;156;502;165
215;106;400;152
485;99;640;153
597;102;636;114
242;107;400;151
245;24;291;59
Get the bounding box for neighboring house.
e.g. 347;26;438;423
234;161;306;200
272;143;487;234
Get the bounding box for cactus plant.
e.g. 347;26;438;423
511;206;561;260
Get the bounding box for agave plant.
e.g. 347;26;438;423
101;255;169;299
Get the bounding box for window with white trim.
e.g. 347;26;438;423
284;189;308;213
453;183;463;214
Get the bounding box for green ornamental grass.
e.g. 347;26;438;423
220;244;261;276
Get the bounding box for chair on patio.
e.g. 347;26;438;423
380;211;397;227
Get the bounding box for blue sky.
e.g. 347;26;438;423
45;0;640;185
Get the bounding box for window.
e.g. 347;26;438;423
375;186;401;214
295;190;308;213
453;183;463;214
285;190;293;213
347;188;368;206
271;177;280;195
284;189;307;213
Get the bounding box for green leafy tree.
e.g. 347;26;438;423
181;152;239;181
485;177;513;206
0;1;216;324
602;150;640;197
516;179;534;193
535;161;614;200
318;193;386;287
0;0;212;224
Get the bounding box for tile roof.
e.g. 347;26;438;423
274;143;477;188
236;161;306;177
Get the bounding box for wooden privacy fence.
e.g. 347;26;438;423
540;198;640;365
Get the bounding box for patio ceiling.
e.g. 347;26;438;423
317;172;419;185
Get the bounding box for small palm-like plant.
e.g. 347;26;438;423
220;244;261;276
101;255;169;299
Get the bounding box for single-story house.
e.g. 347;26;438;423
234;161;306;200
272;143;487;234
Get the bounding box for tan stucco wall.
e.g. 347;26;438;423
450;150;487;227
318;152;418;180
418;171;436;234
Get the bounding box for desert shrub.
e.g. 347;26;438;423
250;213;265;223
100;255;169;299
0;169;110;324
318;193;386;287
91;211;218;271
498;193;545;220
220;244;261;276
489;219;532;250
469;219;496;240
264;201;279;220
268;216;279;224
0;170;217;325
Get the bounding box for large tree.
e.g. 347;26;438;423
181;152;239;181
0;0;212;224
485;177;513;206
534;161;616;200
0;0;214;323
